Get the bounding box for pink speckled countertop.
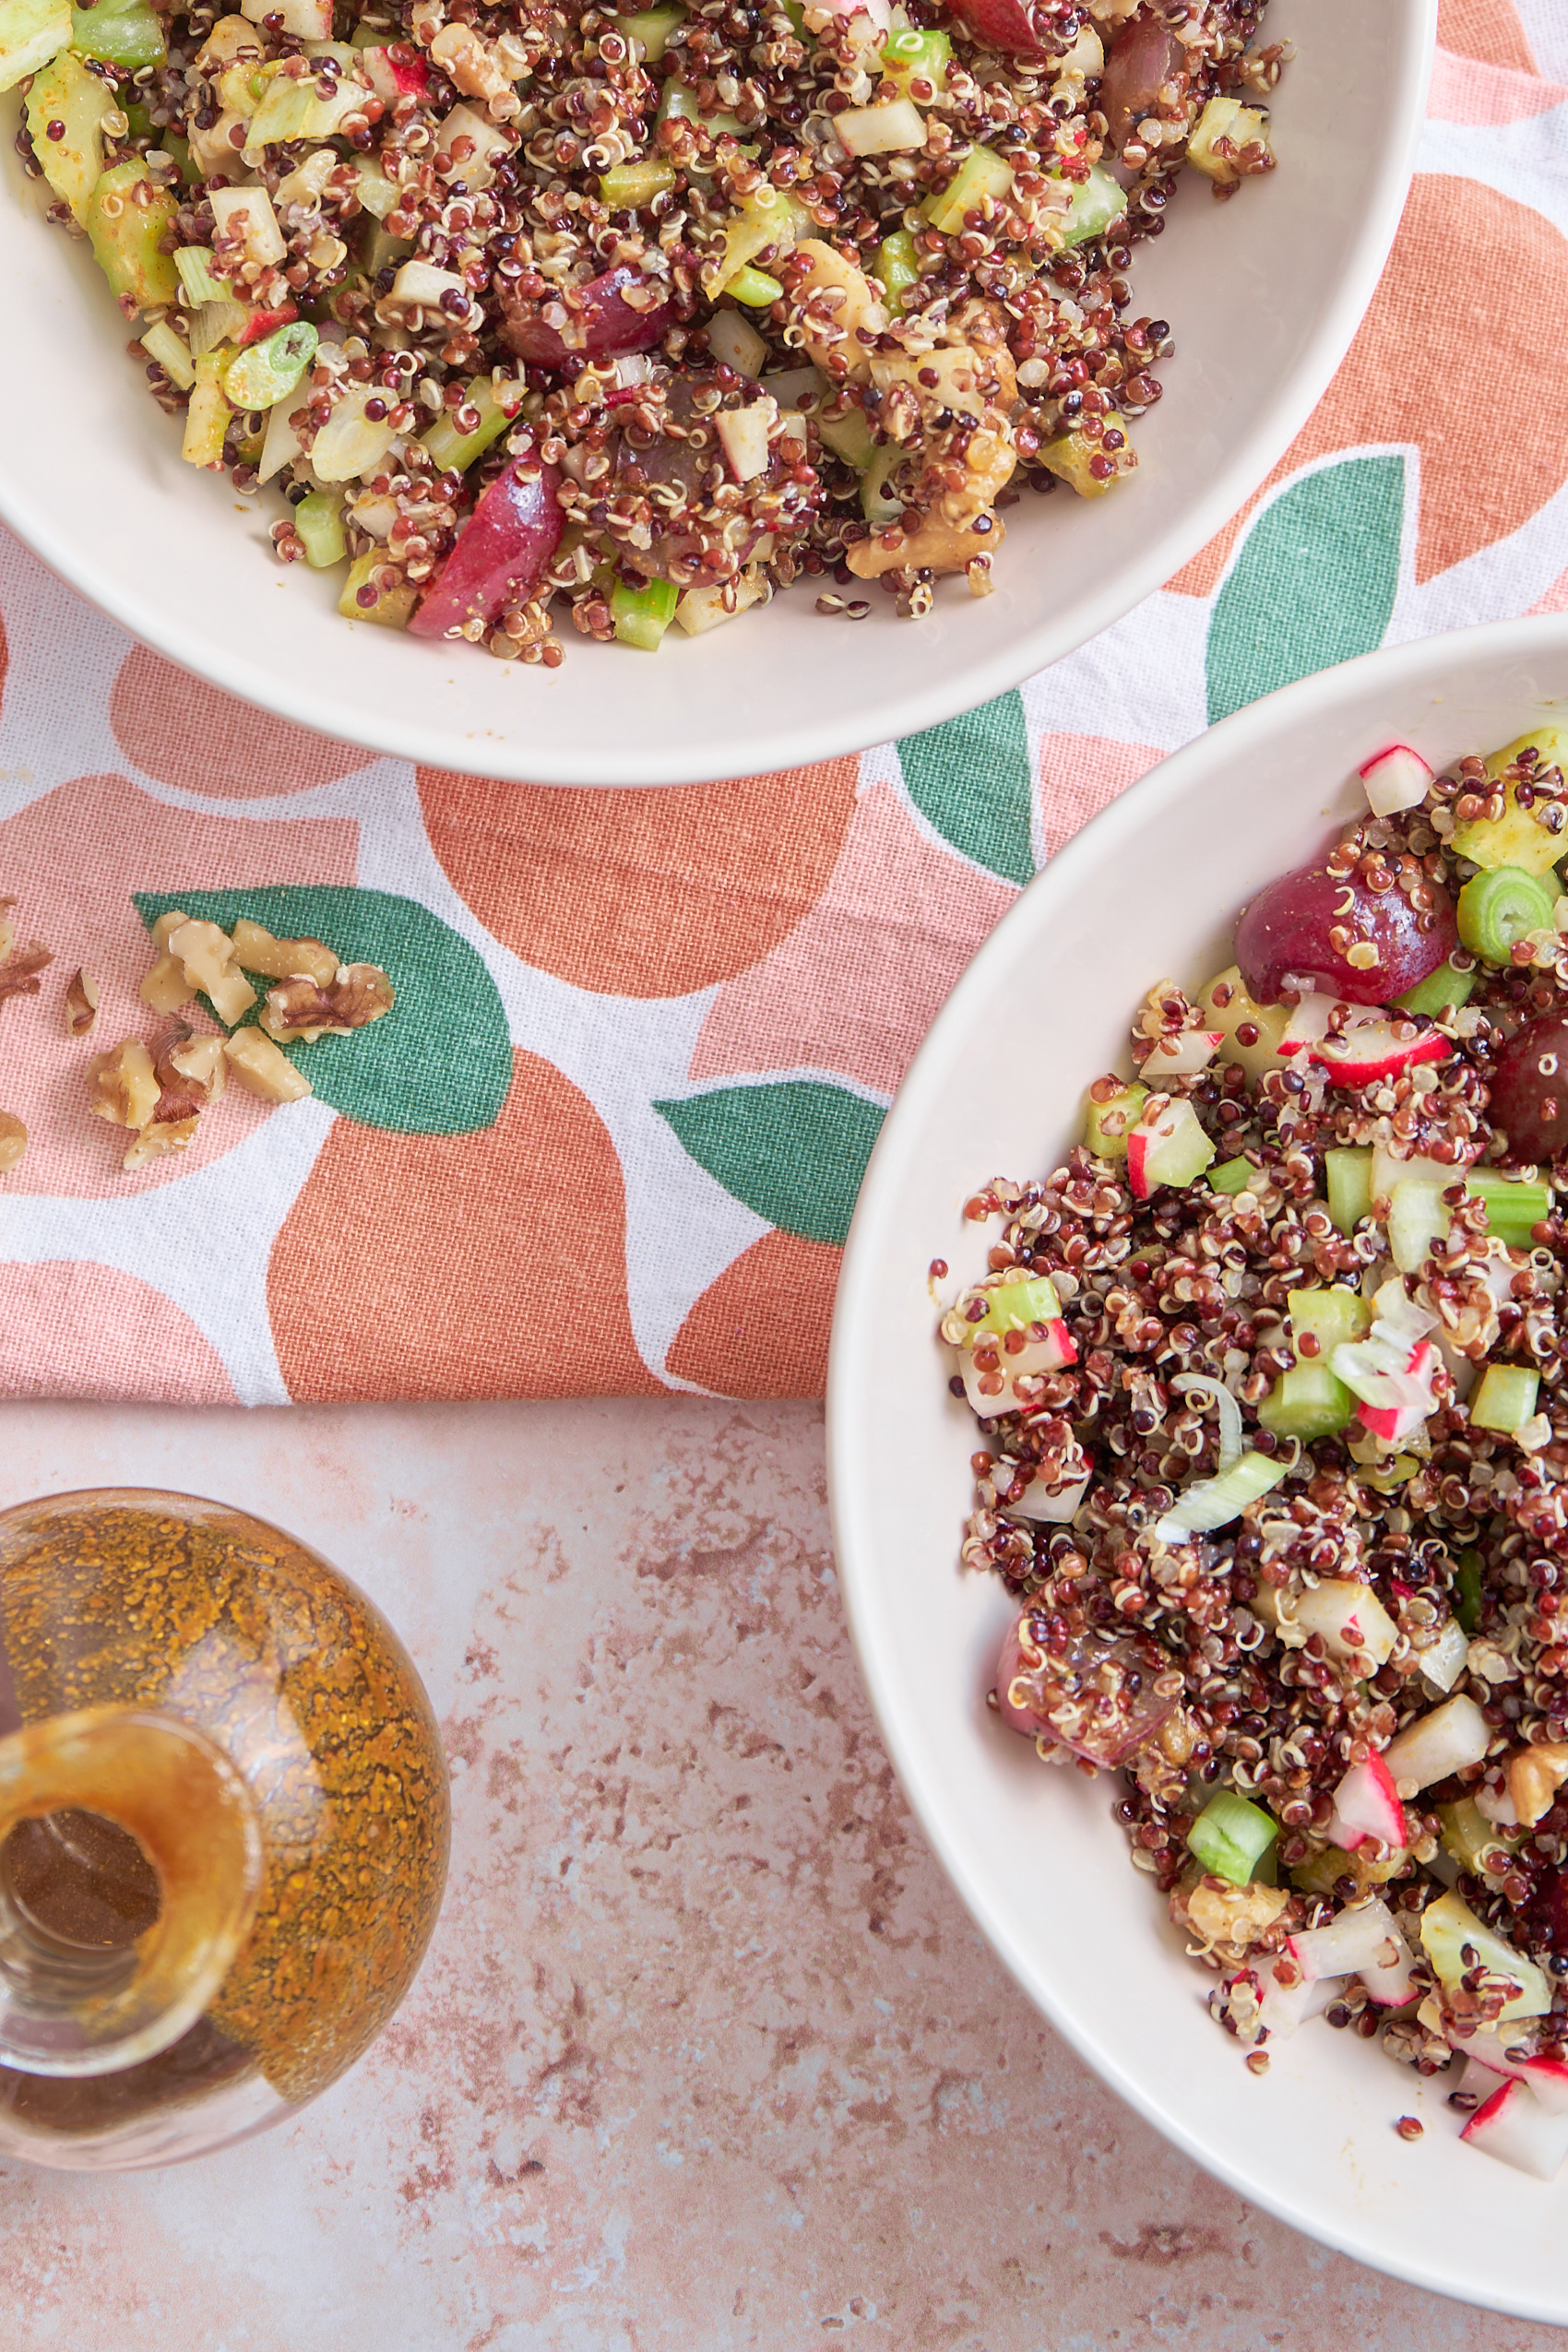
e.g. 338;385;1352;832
0;1398;1559;2349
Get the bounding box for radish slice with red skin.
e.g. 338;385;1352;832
1288;1897;1403;1982
1311;1023;1449;1089
1357;1916;1420;2007
1360;742;1435;819
1325;1751;1407;1852
500;262;678;368
1461;2075;1568;2180
992;1609;1176;1765
1460;2035;1568;2117
1142;1029;1223;1076
409;445;564;640
1382;1693;1494;1792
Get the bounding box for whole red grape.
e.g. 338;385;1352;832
1234;860;1458;1006
1487;1015;1568;1163
1099;9;1188;147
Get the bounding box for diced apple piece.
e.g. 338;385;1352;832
714;398;777;484
208;183;285;268
311;386;399;482
1196;966;1290;1084
1383;1693;1493;1794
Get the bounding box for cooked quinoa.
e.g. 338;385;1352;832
947;731;1568;2169
9;0;1282;655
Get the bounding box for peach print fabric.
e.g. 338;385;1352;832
0;0;1565;1404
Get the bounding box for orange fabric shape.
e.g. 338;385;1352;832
1530;568;1568;614
1436;0;1538;73
1430;47;1565;123
0;1262;236;1401
268;1047;666;1400
0;771;355;1199
1166;179;1568;598
111;646;374;799
417;760;859;999
688;781;1016;1099
666;1229;839;1396
1037;732;1165;865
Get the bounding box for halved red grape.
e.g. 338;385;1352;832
944;0;1080;58
1234;861;1458;1006
1099;8;1188;147
1487;1016;1568;1164
499;263;677;369
409;444;563;639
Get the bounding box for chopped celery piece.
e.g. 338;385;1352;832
1395;956;1476;1016
1324;1146;1373;1235
1084;1081;1146;1160
1291;1842;1407;1896
420;375;522;472
1450;730;1568;874
612;576;679;650
780;0;803;27
26;45;111;221
0;0;70;91
174;244;225;307
222;318;316;410
141;316;196;389
1257;1361;1357;1443
1186;1789;1277;1887
1289;1285;1372;1355
182;347;232;467
1039;427;1134;498
709;182;809;290
1387;1177;1448;1275
339;552;415;628
922;142;1013;236
881;24;949;93
1206;1156;1255;1195
293;490;346;568
1436;1795;1520;1883
359;219;412;277
85;159;179;310
658;76;743;137
1465;1172;1552;1248
870;227;920;315
1454;1549;1483;1634
1420;1888;1550;2019
244;59;370;157
728;262;782;305
971;1275;1060;1338
1057;159;1126;250
620;3;683;58
1469;1362;1540;1433
1456;863;1556;964
861;439;903;529
600;156;676;208
72;0;164;65
816;399;873;469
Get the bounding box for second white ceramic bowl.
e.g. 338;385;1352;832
829;614;1568;2321
0;0;1432;783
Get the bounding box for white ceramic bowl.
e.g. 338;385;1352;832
0;0;1432;786
829;615;1568;2321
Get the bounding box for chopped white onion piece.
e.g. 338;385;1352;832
833;97;927;156
1155;1449;1286;1544
1170;1372;1243;1474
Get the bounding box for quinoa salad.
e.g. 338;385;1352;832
944;728;1568;2181
4;0;1280;659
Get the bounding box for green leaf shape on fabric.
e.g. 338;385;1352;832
654;1078;885;1246
897;689;1035;885
134;885;510;1135
1206;454;1408;727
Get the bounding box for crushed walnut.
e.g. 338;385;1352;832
0;897;53;1009
261;965;396;1045
224;1028;313;1104
65;970;99;1037
0;1113;27;1173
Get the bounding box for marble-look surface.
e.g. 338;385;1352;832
0;1397;1561;2351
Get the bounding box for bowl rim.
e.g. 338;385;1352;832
827;609;1568;2316
0;1;1436;787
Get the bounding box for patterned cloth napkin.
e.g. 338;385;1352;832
0;0;1562;1407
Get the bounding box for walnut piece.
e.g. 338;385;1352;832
224;1028;313;1103
167;920;256;1027
150;1024;224;1122
1508;1741;1568;1828
0;1112;27;1172
65;968;100;1036
140;910;195;1015
229;920;339;988
89;1039;160;1130
163;1029;227;1104
261;962;395;1043
0;910;54;1006
122;1116;199;1170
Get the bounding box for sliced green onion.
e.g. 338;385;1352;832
1454;1549;1483;1634
1155;1449;1287;1542
1456;863;1557;965
221;319;317;411
1206;1155;1255;1195
1469;1362;1540;1433
726;262;782;305
1324;1146;1374;1235
140;317;195;391
1395;956;1477;1016
1464;1172;1552;1249
420;374;522;473
294;490;346;569
612;576;680;651
1186;1788;1278;1887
